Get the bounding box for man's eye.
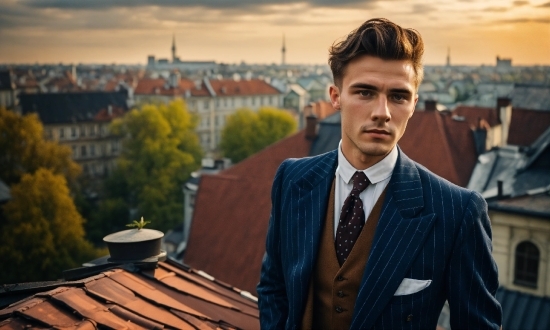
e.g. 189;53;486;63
359;91;372;97
391;94;405;101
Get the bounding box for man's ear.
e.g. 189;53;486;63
329;85;341;110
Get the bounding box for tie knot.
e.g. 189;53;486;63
351;171;369;195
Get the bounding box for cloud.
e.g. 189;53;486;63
22;0;374;10
411;3;437;14
512;1;529;6
482;6;508;12
496;17;550;24
537;1;550;7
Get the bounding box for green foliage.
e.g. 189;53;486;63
0;108;81;186
91;99;202;235
0;169;101;283
126;217;151;230
220;107;297;163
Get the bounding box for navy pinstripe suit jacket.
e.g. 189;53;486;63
257;147;502;329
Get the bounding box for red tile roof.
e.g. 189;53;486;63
209;79;280;96
134;78;210;97
452;105;500;128
399;110;478;187
135;78;281;98
184;130;312;294
507;108;550;146
0;260;259;329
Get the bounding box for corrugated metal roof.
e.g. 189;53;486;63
497;286;550;330
0;259;259;329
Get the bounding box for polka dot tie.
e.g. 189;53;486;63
335;171;370;266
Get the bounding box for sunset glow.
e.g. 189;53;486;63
0;0;548;65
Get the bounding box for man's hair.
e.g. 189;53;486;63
329;18;424;88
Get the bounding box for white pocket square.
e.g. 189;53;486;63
394;278;432;296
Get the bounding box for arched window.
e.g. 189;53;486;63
514;241;540;288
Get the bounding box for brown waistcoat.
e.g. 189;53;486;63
301;180;387;330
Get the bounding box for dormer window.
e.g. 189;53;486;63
514;241;540;288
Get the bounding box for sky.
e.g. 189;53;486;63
0;0;549;66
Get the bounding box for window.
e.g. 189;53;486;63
90;145;95;157
81;145;87;157
514;241;540;288
59;128;65;139
111;141;119;153
80;125;86;137
72;146;78;158
90;125;96;136
71;127;77;138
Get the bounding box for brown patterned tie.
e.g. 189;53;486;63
335;171;370;266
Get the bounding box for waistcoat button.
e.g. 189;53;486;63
337;275;345;281
335;306;344;313
406;314;413;322
337;290;345;297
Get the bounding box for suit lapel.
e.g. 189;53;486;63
289;150;338;324
350;148;436;330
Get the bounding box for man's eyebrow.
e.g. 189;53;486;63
349;83;378;90
349;83;413;95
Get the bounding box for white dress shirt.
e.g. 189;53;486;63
334;142;397;237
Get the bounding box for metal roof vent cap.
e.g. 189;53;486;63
103;224;166;264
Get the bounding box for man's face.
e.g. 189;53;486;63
330;55;418;169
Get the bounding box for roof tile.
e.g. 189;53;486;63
184;130;312;294
0;261;259;329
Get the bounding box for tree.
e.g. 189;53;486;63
92;99;202;236
0;169;100;283
220;107;297;163
0;108;81;187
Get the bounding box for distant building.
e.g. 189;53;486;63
496;56;512;69
19;91;130;186
146;36;217;72
0;71;16;110
135;73;283;153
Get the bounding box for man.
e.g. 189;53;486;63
257;18;502;329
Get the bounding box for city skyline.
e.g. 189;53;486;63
0;0;549;66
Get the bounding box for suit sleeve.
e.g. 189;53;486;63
257;160;289;329
447;191;502;329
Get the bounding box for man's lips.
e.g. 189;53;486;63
365;129;390;135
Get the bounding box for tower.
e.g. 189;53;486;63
446;47;451;67
171;34;177;63
281;34;286;66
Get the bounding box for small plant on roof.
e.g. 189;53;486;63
126;216;151;230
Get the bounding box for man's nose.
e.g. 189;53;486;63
371;95;391;122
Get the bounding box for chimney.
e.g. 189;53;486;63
305;115;318;140
497;97;512;146
425;100;437;111
497;180;504;199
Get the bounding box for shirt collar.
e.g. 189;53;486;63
336;140;398;184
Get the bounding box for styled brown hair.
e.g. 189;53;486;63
329;18;424;88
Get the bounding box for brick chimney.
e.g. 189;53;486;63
425;100;437;111
305;115;318;140
497;97;512;146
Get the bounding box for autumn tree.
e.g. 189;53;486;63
90;99;202;238
0;108;80;186
220;107;297;163
0;169;100;283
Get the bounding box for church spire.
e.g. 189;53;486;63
281;34;286;66
446;47;451;67
171;34;177;63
